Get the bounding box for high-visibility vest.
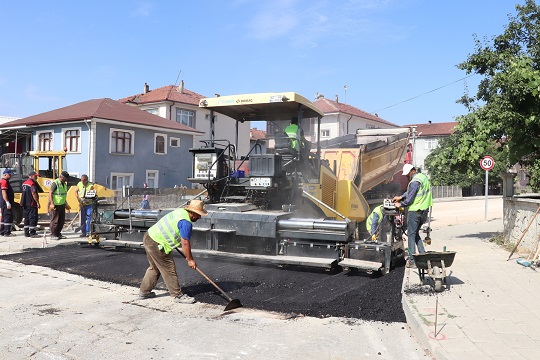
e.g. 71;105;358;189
147;208;191;254
366;205;383;233
52;179;68;205
284;124;301;152
408;173;433;211
77;181;94;206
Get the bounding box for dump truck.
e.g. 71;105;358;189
0;151;114;225
106;92;410;274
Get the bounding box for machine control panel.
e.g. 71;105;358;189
193;152;218;180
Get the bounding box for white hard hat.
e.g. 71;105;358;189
402;163;415;175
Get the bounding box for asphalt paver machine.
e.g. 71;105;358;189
109;92;410;274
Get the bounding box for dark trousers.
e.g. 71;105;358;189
0;204;13;235
23;206;39;235
49;204;66;237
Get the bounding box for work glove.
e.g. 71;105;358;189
6;201;11;209
371;234;377;241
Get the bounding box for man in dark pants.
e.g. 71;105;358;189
21;171;41;237
48;171;71;240
139;199;207;304
0;169;15;236
393;164;433;267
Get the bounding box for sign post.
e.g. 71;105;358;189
480;156;495;221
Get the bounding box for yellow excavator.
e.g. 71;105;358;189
0;151;114;225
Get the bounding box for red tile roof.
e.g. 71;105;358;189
404;121;457;136
0;98;203;133
118;83;205;106
250;128;267;141
313;97;398;127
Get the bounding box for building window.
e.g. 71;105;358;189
63;128;81;153
170;137;180;147
37;131;53;151
321;129;330;138
146;170;158;188
154;133;166;154
111;173;133;190
425;139;438;150
176;108;195;127
110;129;134;154
145;108;159;115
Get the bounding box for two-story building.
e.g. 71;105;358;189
119;82;251;156
404;121;457;175
0;98;202;189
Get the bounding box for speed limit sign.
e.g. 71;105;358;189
480;156;495;171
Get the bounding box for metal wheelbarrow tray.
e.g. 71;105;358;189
412;251;456;292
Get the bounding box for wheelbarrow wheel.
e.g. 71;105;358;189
432;266;443;292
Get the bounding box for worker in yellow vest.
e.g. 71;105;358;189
48;171;71;240
139;200;207;304
75;174;94;238
366;204;384;241
393;164;433;267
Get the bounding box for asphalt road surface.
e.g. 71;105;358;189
1;244;406;323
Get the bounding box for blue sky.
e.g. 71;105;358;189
0;0;521;127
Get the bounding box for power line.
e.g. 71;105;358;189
374;74;476;112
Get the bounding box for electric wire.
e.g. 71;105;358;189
374;74;476;112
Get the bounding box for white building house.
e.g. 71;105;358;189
119;82;251;156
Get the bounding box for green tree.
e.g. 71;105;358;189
428;0;540;191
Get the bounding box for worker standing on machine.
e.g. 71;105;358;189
392;164;433;267
366;203;384;241
138;199;207;304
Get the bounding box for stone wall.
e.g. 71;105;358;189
503;197;540;253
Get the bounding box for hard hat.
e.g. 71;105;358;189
402;164;415;175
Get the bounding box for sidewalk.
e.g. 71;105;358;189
403;218;540;360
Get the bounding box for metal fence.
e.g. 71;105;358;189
431;185;462;199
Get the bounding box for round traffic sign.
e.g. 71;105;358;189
480;156;495;171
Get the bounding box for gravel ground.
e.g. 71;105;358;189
0;244;406;322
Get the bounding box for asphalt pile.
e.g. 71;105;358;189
1;244;406;322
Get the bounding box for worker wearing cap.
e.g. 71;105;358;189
48;171;71;240
0;169;15;236
393;164;433;267
139;199;208;304
75;174;94;238
21;171;41;237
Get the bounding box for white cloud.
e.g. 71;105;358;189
245;0;404;47
24;84;59;102
131;2;153;17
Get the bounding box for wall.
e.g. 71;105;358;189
94;123;194;189
503;197;540;253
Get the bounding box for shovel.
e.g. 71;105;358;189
175;248;242;311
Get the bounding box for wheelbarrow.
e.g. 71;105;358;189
412;251;456;292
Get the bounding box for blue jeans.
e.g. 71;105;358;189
80;204;93;236
407;209;427;262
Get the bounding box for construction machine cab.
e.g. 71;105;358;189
193;92;323;210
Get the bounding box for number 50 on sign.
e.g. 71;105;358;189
480;156;495;171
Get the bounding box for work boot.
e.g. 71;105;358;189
174;294;196;304
138;291;156;300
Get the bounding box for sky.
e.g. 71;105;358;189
0;0;524;127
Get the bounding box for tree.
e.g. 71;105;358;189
428;0;540;191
